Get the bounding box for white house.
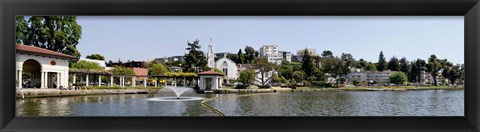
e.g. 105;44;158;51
215;57;239;80
198;71;224;91
16;44;77;89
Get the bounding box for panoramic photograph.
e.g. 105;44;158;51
15;16;464;116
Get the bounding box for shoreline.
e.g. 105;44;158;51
16;87;464;99
216;87;464;93
16;89;160;99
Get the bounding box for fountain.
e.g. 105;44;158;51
145;86;205;102
167;87;191;99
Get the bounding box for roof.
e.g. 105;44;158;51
16;44;78;60
215;52;232;54
216;57;235;64
261;45;278;47
197;71;224;76
131;67;148;76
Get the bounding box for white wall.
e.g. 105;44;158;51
16;53;70;88
199;76;220;90
215;57;239;80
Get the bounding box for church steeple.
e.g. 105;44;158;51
207;38;215;69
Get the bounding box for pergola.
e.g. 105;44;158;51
69;69;199;88
162;72;199;87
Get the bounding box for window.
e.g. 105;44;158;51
223;61;228;75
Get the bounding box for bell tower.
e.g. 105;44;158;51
207;38;215;69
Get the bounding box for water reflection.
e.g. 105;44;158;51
208;90;464;116
16;90;464;116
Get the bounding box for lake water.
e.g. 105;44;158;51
16;90;464;116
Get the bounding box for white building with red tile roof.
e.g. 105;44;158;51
15;44;77;89
197;71;224;91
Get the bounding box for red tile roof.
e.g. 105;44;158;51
16;44;78;60
131;67;148;76
197;71;224;76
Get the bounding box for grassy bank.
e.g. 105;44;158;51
216;85;463;93
343;85;462;89
16;88;161;99
85;86;163;90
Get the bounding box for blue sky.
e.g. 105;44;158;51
76;16;463;64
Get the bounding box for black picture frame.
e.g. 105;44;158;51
1;0;479;132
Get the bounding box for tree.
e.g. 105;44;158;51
410;59;426;83
321;50;333;58
292;71;306;82
107;60;113;66
442;64;462;85
356;58;369;69
272;73;282;84
213;68;225;75
197;53;208;71
426;55;442;86
290;79;297;85
113;66;135;76
64;45;82;64
377;51;388;71
253;58;275;86
237;49;245;64
148;63;170;76
460;64;465;85
165;61;185;67
312;56;322;69
365;63;377;71
277;61;293;80
340;53;355;75
338;77;347;84
17;16;82;58
387;56;400;71
352;80;360;86
389;71;408;86
86;54;105;60
280;76;288;84
399;57;410;73
239;70;255;87
302;48;315;77
321;57;344;87
184;39;207;72
313;68;326;81
16;16;28;44
290;62;303;72
226;54;238;63
244;46;256;63
71;60;103;71
143;60;157;68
